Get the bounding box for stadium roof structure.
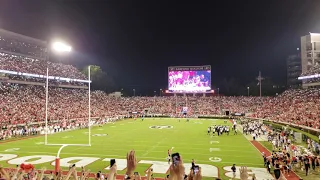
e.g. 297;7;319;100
0;28;47;46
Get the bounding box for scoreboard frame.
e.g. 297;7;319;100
167;65;212;94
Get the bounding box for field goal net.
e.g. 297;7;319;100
43;67;92;172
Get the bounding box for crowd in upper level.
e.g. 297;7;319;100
301;63;320;83
0;52;86;80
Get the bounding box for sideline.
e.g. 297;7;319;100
0;135;43;144
233;119;301;180
250;140;302;180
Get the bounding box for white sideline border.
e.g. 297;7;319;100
0;145;256;154
0;150;256;159
1;141;260;150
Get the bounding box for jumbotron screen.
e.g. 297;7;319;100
168;65;211;93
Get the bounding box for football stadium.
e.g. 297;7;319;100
1;3;320;180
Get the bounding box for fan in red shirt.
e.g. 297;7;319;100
20;163;34;173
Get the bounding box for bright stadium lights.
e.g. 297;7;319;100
310;32;320;36
298;74;320;80
52;42;72;52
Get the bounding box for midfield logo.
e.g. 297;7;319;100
149;125;173;129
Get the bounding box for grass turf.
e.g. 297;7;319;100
0;118;264;180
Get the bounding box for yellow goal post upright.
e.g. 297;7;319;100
43;66;92;172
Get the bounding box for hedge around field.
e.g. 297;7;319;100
263;121;319;142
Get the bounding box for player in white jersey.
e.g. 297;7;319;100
167;147;174;164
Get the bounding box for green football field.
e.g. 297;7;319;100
0;118;266;180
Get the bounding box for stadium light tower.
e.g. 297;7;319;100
52;42;72;52
247;87;250;96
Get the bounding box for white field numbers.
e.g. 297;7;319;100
0;153;274;179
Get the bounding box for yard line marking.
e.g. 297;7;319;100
210;141;219;144
141;138;167;157
209;148;220;152
4;148;20;152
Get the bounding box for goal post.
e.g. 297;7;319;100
44;66;92;172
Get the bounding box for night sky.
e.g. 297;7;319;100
1;0;320;94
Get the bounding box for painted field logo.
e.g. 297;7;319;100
149;125;173;129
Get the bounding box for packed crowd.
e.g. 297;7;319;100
0;83;319;129
264;128;320;177
301;64;320;76
250;88;320;128
0;51;319;129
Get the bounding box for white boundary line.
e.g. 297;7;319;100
0;145;256;154
141;137;167;157
0;150;258;159
0;142;259;150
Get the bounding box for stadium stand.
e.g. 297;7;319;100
300;64;320;83
0;52;86;80
1;53;320;180
0;53;319;128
